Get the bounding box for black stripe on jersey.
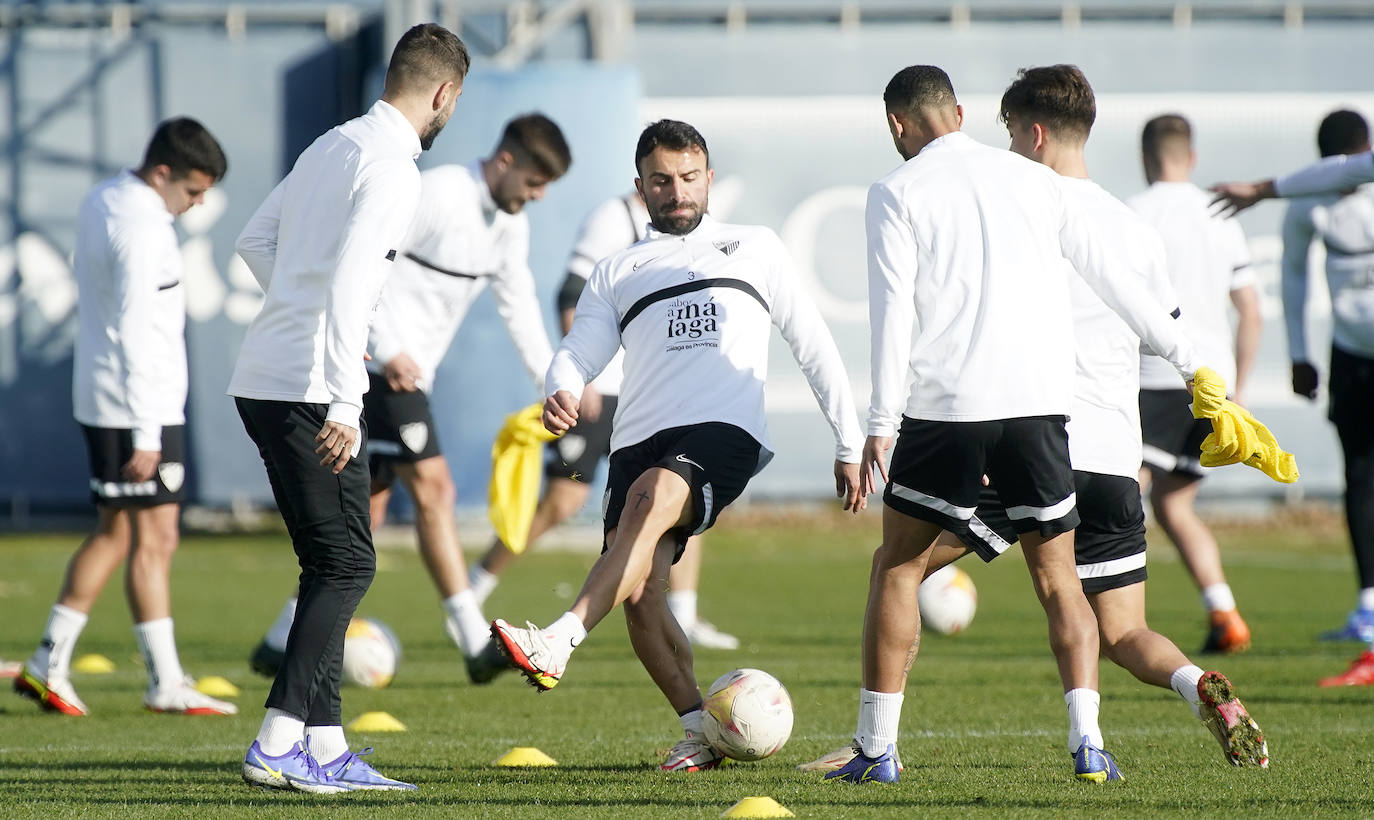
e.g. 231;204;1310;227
404;252;489;280
157;280;180;291
619;277;769;333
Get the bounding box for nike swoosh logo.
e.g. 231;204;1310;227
675;454;704;470
254;754;285;780
633;257;659;271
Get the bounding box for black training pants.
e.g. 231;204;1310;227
236;398;375;726
1330;345;1374;591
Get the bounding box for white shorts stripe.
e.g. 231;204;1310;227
1141;444;1178;472
693;482;714;535
889;483;976;521
968;514;1013;555
1005;492;1077;523
1076;551;1148;580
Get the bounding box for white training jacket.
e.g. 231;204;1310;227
546;214;863;465
231;100;421;434
866;131;1197;436
72;170;187;451
1276;150;1374;197
1282;186;1374;362
367;162;553;392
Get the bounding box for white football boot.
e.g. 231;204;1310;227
660;731;723;772
145;677;238;715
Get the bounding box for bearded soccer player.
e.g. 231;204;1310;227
490;119;864;772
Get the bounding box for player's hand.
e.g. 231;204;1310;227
1292;361;1319;400
542;390;579;434
580;383;604;423
383;353;423;393
859;435;893;498
1209;180;1274;218
122;449;160;482
315;421;359;475
835;460;864;513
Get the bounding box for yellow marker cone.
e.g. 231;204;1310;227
194;676;240;698
722;797;795;818
493;747;558;767
347;711;407;732
73;654;115;674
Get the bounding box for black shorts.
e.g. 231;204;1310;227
883;415;1079;541
1139;388;1210;478
602;422;761;563
81;424;187;507
364;372;441;484
958;470;1148;594
545;395;618;482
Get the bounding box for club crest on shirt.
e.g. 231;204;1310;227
157;462;185;493
558;433;587;463
665;295;721;352
400;422;429;454
713;240;739;256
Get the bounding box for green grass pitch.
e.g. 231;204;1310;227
1;513;1371;817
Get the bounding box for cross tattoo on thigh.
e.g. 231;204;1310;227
632;490;651;510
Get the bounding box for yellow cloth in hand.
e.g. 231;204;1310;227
1190;366;1299;483
489;403;560;554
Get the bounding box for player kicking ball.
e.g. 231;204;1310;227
802;66;1266;780
491;119;864;772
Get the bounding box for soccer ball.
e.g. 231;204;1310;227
342;617;401;689
918;565;978;635
701;668;794;761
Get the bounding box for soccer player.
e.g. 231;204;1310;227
13;119;235;718
829;65;1204;785
805;65;1266;777
490;119;864;772
1129;114;1262;654
248;114;570;685
469;190;741;651
232;23;467;793
1278;111;1374;647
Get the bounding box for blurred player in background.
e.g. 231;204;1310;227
469;189;741;651
806;65;1266;777
1277;111;1374;649
232;23;467;793
13;119;234;718
248;113;569;686
832;65;1206;786
1129;114;1262;654
491;119;864;773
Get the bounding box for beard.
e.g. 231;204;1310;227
419;110;449;151
648;198;705;235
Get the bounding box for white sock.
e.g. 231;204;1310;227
1201;583;1236;613
305;724;349;763
667;590;698;631
1064;688;1103;754
32;603;88;681
855;688;903;758
257;707;305;757
679;707;705;736
469;565;499;607
1359;588;1374;612
133;617;185;692
265;598;297;651
442;590;490;655
1170;664;1205;718
544;611;588;655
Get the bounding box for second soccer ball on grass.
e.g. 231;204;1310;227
342;617;402;689
918;565;978;635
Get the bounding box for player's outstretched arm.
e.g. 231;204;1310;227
1209;180;1275;218
1212;149;1374;215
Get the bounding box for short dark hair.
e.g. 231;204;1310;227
498;113;572;178
384;23;469;96
1317;109;1369;157
998;65;1096;141
634;119;709;174
1141;113;1192;162
140;117;227;181
883;65;957;116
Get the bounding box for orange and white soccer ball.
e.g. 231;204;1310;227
918;565;978;635
701;668;794;761
342;617;401;689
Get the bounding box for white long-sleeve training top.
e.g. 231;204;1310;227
72;170;187;451
230;100;421;431
1060;177;1181;479
1276;150;1374;197
866;132;1198;437
1282;186;1374;362
366;162;553;392
546;214;863;464
1128;182;1253;391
